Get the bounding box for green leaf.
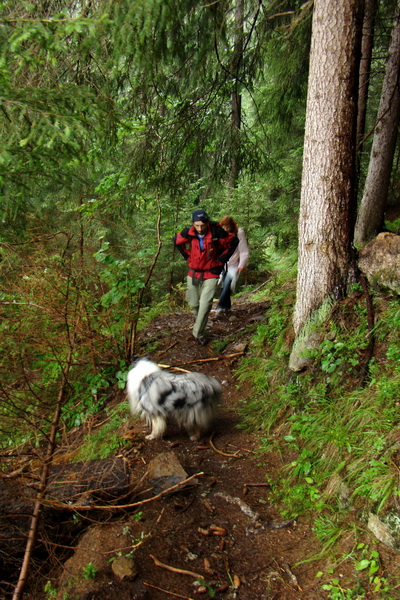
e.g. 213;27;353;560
355;559;370;571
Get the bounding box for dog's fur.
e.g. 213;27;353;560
126;358;221;440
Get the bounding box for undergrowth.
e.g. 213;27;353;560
73;402;131;462
236;265;400;597
2;233;400;598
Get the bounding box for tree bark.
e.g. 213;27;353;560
229;0;244;195
357;0;378;149
293;0;363;337
354;1;400;246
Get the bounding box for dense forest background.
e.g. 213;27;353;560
1;0;316;440
2;1;400;598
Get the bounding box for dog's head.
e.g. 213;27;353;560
128;356;160;380
130;354;152;368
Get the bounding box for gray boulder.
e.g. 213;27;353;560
358;232;400;295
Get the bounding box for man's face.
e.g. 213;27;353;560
193;221;208;234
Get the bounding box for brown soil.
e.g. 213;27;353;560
7;298;400;600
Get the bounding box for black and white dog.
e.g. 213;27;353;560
126;358;221;440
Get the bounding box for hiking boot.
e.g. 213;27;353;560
211;307;229;317
193;335;208;346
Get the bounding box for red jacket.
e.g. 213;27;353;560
174;222;238;280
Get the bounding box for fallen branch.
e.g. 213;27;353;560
159;352;245;369
100;539;145;555
215;492;260;523
265;518;296;530
149;554;202;579
244;483;270;488
1;462;31;479
209;432;240;458
282;562;302;591
90;413;116;430
249;279;270;293
36;471;204;512
144;581;194;600
158;341;178;356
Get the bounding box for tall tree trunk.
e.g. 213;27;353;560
357;0;378;149
292;0;363;338
229;0;243;195
354;1;400;246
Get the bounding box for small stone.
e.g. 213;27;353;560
111;556;138;580
368;513;396;549
146;452;196;495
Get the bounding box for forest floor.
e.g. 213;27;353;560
6;294;400;600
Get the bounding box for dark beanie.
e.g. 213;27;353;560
192;209;209;223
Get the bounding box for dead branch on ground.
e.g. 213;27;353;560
159;351;245;370
209;432;241;458
34;471;204;512
144;582;195;600
149;554;202;579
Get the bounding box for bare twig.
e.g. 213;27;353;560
215;492;260;523
282;562;302;591
244;483;270;487
149;554;202;579
12;347;74;600
158;341;178;355
159;352;245;370
0;301;51;312
37;471;204;512
249;279;270;293
127;175;163;361
266;518;296;530
90;414;113;430
144;582;195;600
99;539;145;555
209;432;240;458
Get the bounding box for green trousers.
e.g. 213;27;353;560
186;276;218;338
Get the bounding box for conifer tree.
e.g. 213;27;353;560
354;0;400;245
292;0;363;342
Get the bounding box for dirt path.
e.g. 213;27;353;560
55;301;326;600
24;301;327;600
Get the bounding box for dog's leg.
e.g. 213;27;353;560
146;416;167;440
188;426;203;441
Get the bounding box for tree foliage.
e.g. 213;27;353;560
1;0;399;451
3;6;400;598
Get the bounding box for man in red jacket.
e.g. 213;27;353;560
174;209;238;345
